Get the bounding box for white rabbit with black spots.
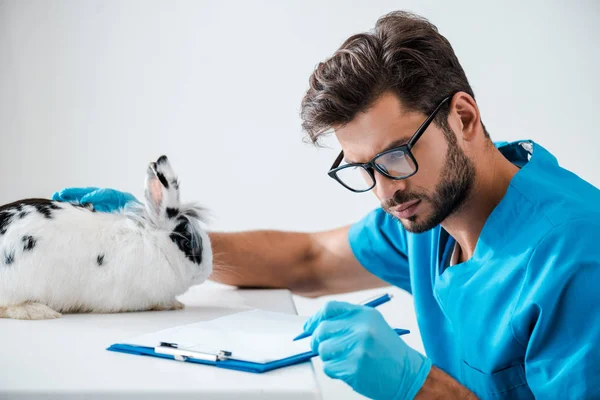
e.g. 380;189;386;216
0;155;212;320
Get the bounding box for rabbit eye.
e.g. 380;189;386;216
169;219;203;264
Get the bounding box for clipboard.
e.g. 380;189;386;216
106;310;410;374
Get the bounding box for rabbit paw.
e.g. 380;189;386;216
148;299;185;312
0;302;62;320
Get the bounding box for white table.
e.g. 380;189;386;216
0;281;321;399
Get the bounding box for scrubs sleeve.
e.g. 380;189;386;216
348;207;411;293
511;219;600;398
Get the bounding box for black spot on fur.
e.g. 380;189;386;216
18;211;29;219
22;235;36;251
166;208;178;219
34;201;61;219
1;198;62;219
169;217;202;265
70;202;95;212
0;212;11;235
4;250;14;266
156;172;169;189
157;155;168;164
97;254;104;266
172;180;179;190
0;199;61;234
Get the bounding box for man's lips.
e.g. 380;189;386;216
390;199;421;218
393;199;420;212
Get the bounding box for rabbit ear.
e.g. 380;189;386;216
147;174;163;208
144;155;180;222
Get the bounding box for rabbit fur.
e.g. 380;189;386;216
0;155;212;320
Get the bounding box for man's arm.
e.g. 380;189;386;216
415;366;478;399
209;225;389;297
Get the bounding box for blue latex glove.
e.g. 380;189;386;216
51;187;140;213
303;301;432;400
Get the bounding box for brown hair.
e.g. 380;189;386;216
300;10;488;144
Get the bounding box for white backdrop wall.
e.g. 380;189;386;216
2;1;599;233
1;1;599;398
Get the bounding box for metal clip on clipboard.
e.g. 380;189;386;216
155;342;233;362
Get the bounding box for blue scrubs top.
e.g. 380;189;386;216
348;140;600;399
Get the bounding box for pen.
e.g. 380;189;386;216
292;292;394;341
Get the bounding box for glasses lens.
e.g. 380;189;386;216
374;149;416;178
335;165;374;191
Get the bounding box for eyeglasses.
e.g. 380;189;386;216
328;94;452;193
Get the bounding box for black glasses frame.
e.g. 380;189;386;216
327;94;453;193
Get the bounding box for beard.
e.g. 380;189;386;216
382;129;476;233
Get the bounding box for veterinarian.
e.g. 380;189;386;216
52;10;600;400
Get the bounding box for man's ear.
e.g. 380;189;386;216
450;92;480;142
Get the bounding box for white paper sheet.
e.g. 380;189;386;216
119;310;313;363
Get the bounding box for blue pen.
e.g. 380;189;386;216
292;292;394;341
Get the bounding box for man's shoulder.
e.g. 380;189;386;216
509;141;600;229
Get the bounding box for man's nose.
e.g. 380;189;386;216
373;169;407;201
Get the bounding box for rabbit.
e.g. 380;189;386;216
0;155;212;320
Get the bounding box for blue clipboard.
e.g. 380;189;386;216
106;328;410;374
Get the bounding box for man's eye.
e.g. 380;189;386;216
389;151;405;160
376;163;389;174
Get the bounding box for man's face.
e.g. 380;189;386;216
334;92;475;233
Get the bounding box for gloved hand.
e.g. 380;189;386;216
303;301;432;400
51;187;140;213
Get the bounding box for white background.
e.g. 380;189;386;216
1;1;599;398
